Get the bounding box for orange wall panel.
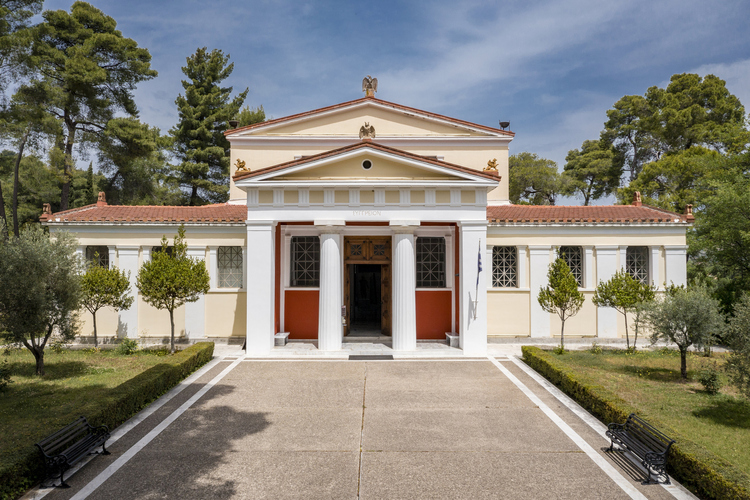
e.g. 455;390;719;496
416;290;452;339
284;290;319;339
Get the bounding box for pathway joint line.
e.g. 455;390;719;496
69;355;246;500
508;355;696;500
487;355;648;500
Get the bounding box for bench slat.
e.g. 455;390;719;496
607;413;674;484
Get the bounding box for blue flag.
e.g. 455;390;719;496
476;240;483;288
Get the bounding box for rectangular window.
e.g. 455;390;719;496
152;245;174;257
626;246;649;284
85;246;109;268
492;246;517;288
559;246;583;287
416;237;446;288
218;246;243;288
291;236;320;287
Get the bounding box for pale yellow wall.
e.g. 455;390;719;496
206;292;247;337
139;299;186;338
487;291;530;336
486;232;686;247
277;155;454;180
252;106;489;137
78;307;119;341
550;293;597;337
72;230;245;248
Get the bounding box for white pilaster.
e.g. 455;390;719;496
76;246;85;261
529;246;551;337
248;188;259;207
185;247;207;340
374;188;385;206
596;246;619;338
298;188;309;207
349;188;360;207
584;246;594;289
517;246;528;289
208;246;218;289
117;246;140;339
650;246;661;289
458;221;488;354
318;230;343;351
142;246;151;262
425;188;436;207
273;188;284;207
450;188;461;207
392;229;417;351
664;245;688;287
618;246;628;270
246;222;276;355
399;188;410;207
107;246;116;268
323;189;335;207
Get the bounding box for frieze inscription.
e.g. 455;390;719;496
353;210;382;216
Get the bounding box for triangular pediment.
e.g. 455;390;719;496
227;98;512;140
233;143;500;186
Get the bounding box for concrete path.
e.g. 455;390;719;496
30;355;695;500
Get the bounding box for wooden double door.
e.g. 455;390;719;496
343;236;391;336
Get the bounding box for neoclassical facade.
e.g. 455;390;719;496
43;92;691;355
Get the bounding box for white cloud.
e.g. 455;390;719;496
689;58;750;111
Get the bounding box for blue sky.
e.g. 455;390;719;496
41;0;750;201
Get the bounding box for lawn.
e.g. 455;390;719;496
543;347;750;487
0;346;184;476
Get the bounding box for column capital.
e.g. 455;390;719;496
458;220;488;230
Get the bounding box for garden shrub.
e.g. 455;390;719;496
589;341;603;354
522;346;750;500
0;360;11;392
699;367;722;395
116;338;139;355
0;342;214;500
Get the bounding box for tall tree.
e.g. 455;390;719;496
236;104;265;127
136;225;210;353
0;226;82;375
81;261;133;348
21;1;157;211
508;152;562;205
171;47;248;205
538;258;584;351
561;140;620;205
592;270;655;350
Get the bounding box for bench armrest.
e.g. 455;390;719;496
607;423;625;432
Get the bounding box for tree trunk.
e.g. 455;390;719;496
560;318;565;351
32;347;45;376
189;185;198;206
0;180;8;240
633;313;639;350
680;348;688;380
60;122;76;212
12;128;30;237
92;310;99;348
624;312;630;350
169;308;175;354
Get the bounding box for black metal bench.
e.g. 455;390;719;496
35;416;110;488
606;413;675;484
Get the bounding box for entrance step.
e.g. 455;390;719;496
349;354;394;360
344;336;392;343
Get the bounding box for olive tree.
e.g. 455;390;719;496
0;226;82;375
81;260;133;348
726;294;750;399
136;225;209;353
592;270;655;350
538;258;585;352
645;285;724;380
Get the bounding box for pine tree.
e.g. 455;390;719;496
171;48;248;206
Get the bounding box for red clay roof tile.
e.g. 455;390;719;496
486;205;690;224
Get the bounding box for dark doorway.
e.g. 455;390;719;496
348;264;381;336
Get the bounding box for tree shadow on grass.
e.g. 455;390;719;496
619;365;682;382
7;360;90;380
692;398;750;429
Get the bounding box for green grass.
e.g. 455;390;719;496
0;346;175;472
549;348;750;479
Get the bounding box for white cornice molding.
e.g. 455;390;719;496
228;136;513;147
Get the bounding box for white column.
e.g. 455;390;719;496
664;246;688;287
458;221;488;355
650;246;661;289
596;246;619;338
246;222;276;355
517;246;528;288
618;246;628;270
117;246;140;339
318;230;343;351
107;246;116;268
529;246;551;338
584;246;594;289
185;247;206;340
76;246;85;262
208;246;218;289
392;230;417;351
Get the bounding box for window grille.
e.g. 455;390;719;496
492;246;517;288
626;246;649;284
291;236;320;287
151;246;174;257
85;246;109;268
558;246;583;287
218;246;243;288
416;237;446;288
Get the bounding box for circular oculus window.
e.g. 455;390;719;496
361;159;373;170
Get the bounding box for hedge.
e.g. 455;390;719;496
522;346;750;500
0;342;214;500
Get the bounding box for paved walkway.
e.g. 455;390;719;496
27;353;696;500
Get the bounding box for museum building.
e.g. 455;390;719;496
42;84;691;356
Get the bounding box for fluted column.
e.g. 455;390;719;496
393;230;417;351
318;231;343;351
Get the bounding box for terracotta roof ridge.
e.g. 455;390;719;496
48;203;100;217
639;203;685;218
224;96;513;137
232;140;500;181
